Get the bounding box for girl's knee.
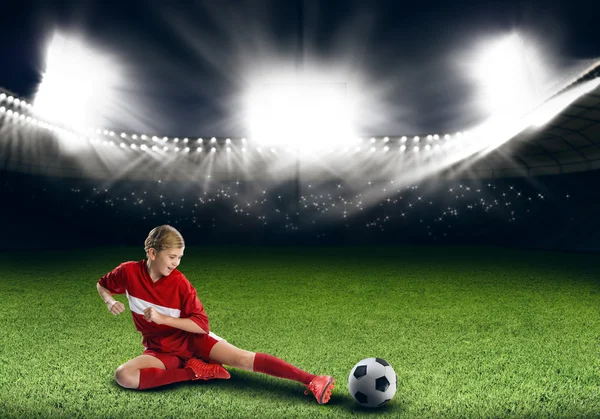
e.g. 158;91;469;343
114;365;139;389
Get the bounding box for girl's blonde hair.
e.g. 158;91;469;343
144;225;185;254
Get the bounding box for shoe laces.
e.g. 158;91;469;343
304;380;317;396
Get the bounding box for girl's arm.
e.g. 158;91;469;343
143;307;208;334
97;283;126;315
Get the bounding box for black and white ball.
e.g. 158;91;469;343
348;357;397;408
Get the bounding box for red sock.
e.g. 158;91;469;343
253;353;316;385
138;367;195;390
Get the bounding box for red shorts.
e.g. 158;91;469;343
143;332;224;370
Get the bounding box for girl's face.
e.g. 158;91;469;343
149;247;184;278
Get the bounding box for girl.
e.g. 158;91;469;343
97;225;335;404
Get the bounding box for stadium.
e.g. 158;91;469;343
1;1;599;417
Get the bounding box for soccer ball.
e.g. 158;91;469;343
348;357;397;408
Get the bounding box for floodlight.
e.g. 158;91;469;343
471;34;547;118
33;33;122;130
247;82;355;148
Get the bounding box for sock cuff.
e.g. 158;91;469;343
253;352;267;372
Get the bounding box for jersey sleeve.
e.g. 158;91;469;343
98;262;128;295
180;280;210;333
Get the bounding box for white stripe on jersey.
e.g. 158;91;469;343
125;291;226;342
208;331;225;341
126;290;181;318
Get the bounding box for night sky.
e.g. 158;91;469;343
1;0;599;137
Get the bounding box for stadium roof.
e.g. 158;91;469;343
460;61;600;178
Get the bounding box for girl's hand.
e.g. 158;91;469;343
144;307;166;324
107;300;125;315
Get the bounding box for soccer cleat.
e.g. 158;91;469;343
304;375;335;404
185;358;231;380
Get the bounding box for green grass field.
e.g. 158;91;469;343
0;245;599;418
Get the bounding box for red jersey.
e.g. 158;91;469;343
98;260;210;358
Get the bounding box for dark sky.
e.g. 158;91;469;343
1;0;599;135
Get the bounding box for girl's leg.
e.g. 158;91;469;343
114;352;193;390
207;340;334;403
208;340;316;385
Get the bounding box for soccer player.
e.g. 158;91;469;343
96;225;335;404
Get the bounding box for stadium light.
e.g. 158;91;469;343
470;33;544;118
247;82;355;148
33;33;122;130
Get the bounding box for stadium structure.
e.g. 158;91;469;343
0;61;599;250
